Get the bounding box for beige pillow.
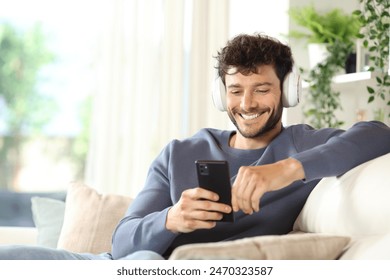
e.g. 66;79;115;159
169;232;350;260
57;182;132;254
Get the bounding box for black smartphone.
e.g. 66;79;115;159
195;160;234;222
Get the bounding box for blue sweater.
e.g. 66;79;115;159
112;121;390;259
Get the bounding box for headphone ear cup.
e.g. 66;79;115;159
282;70;301;108
212;76;227;111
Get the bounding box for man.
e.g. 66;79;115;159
1;33;389;260
110;33;390;259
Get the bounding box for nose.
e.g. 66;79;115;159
241;91;255;111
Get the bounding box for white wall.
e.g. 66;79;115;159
229;0;289;40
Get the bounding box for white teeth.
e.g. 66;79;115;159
241;113;260;120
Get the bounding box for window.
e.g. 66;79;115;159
0;0;100;191
0;0;291;194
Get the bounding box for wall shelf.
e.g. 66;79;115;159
302;71;375;89
332;71;373;84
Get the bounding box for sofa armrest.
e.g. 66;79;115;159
0;227;38;245
294;153;390;236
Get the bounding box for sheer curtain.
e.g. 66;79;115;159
85;0;230;196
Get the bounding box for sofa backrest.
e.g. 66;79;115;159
0;191;66;227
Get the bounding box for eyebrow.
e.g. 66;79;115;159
227;82;273;89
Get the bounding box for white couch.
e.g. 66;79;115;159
293;152;390;259
0;226;37;245
1;153;389;259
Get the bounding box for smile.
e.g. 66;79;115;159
240;113;261;120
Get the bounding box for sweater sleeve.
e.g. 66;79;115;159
292;121;390;182
111;142;179;259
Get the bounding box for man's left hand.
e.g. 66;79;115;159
231;157;305;214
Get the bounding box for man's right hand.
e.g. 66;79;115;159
165;187;232;233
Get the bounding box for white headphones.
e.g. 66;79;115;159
212;67;302;111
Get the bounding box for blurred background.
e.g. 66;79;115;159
0;0;387;197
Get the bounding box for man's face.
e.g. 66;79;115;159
225;65;283;139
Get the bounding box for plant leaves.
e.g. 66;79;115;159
369;46;377;52
367;86;375;94
357;33;365;39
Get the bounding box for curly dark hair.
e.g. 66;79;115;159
216;33;294;87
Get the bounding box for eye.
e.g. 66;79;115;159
229;89;241;95
254;88;269;94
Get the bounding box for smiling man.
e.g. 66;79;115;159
1;33;389;260
223;64;305;214
110;33;390;259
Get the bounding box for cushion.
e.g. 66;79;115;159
169;232;350;260
56;182;132;254
294;153;390;236
31;196;65;248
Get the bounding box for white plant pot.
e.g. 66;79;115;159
308;43;329;69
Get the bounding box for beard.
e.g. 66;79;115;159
227;101;283;139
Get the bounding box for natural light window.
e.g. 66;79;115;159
0;0;101;191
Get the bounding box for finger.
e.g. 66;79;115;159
232;167;247;212
233;169;254;214
178;212;218;232
232;171;246;213
197;220;217;229
250;185;263;212
197;199;232;214
191;209;224;221
241;182;255;214
231;174;244;212
231;182;239;212
190;187;219;201
246;172;267;213
247;174;265;213
188;219;217;230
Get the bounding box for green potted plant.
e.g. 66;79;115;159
289;6;361;69
288;6;361;128
304;40;352;129
289;6;360;44
353;0;390;117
